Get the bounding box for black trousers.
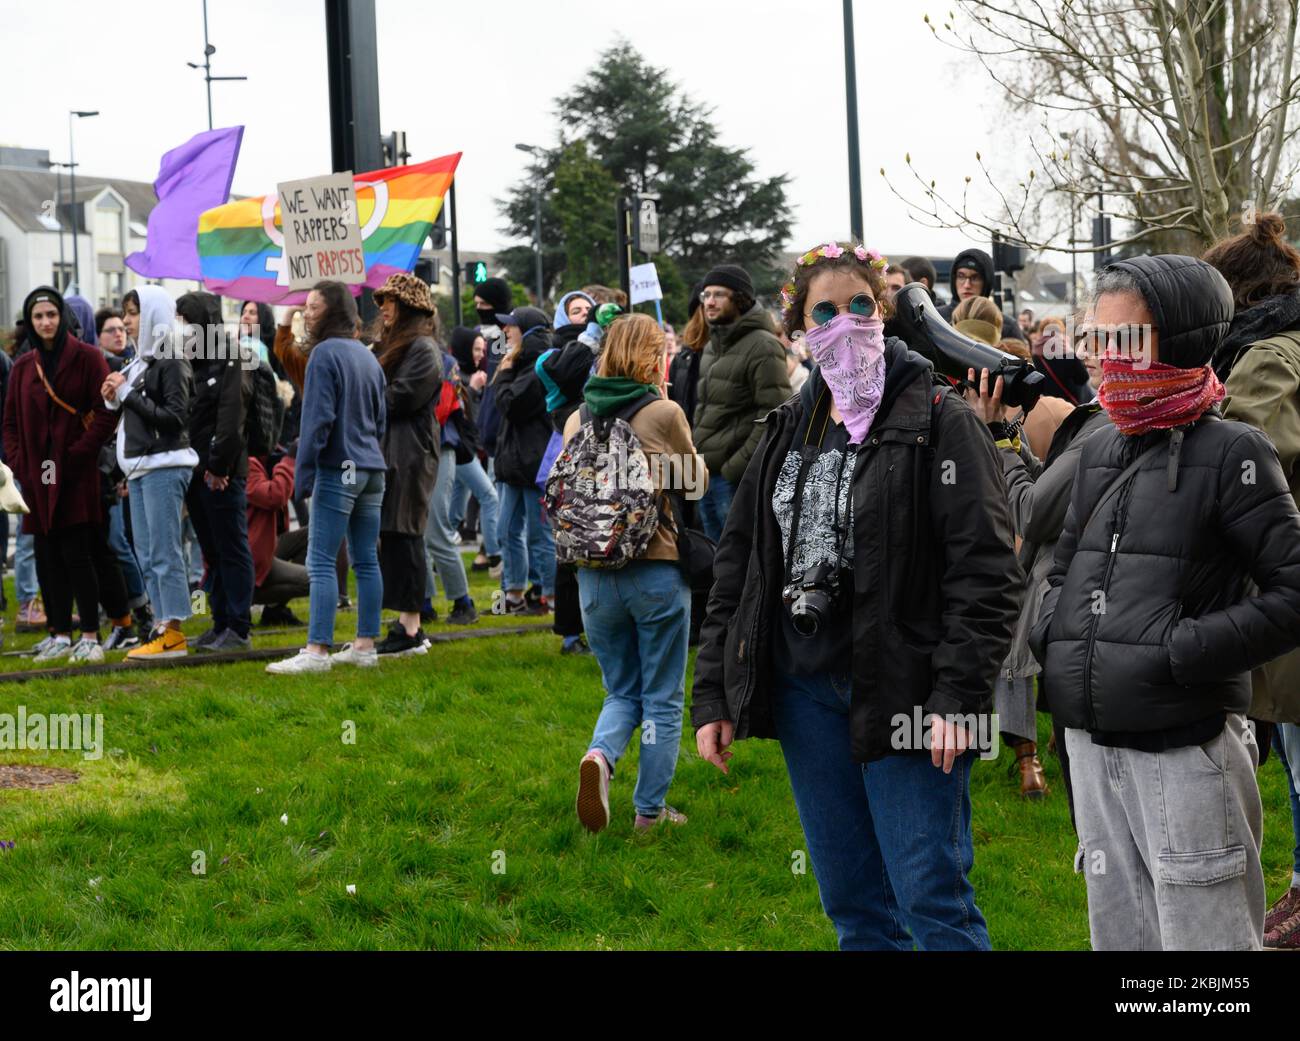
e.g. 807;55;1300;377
379;532;426;612
552;562;583;638
34;522;128;636
187;475;255;638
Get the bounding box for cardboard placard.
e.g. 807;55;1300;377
277;172;366;290
630;262;663;304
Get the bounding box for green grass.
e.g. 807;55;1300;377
0;556;1294;949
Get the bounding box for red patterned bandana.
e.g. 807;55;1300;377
1098;358;1225;435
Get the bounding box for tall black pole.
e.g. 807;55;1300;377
449;180;462;326
843;0;864;243
325;0;383;320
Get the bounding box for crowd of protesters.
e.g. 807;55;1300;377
6;207;1300;953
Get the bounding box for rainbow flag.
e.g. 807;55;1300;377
197;152;460;304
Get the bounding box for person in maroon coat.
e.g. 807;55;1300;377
2;286;129;663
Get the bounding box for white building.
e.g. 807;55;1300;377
0;146;201;324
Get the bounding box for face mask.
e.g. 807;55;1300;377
476;307;498;327
802;313;887;444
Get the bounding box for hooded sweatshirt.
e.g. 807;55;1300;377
552;291;597;330
65;295;98;347
938;248;1026;342
105;285;199;476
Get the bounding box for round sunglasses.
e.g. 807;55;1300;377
806;293;877;326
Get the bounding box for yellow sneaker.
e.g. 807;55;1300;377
126;627;188;661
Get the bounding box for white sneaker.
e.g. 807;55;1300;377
488;562;503;580
69;637;105;664
266;648;332;675
33;636;73;663
330;643;378;668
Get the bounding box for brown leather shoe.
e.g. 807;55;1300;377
1015;741;1049;800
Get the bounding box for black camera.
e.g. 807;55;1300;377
782;561;845;637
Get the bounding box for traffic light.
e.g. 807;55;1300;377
381;130;408;167
1092;215;1114;270
465;261;489;284
429;205;446;250
991;232;1025;275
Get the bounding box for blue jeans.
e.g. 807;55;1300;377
128;467;193;622
109;496;146;610
497;481;556;597
14;528;38;604
578;561;691;817
696;473;734;543
449;457;500;557
424;453;469;602
307;466;384;646
12;478;37;604
773;671;990;951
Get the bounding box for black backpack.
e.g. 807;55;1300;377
245;360;284;457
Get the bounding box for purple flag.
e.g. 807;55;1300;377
126;126;244;279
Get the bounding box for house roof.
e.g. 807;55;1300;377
0;167;160;234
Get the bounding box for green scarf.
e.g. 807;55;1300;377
583;376;659;417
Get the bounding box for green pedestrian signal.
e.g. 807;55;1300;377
466;261;489;284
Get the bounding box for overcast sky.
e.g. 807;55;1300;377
2;0;1015;263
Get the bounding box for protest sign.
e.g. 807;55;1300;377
629;262;663;305
276;172;366;290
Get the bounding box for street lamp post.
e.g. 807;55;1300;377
842;0;864;243
515;143;545;306
69;110;98;294
44;160;71;290
188;0;247;131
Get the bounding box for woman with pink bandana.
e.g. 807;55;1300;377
690;242;1023;949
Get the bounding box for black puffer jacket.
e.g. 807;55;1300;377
493;329;554;487
1030;255;1300;734
691;342;1023;763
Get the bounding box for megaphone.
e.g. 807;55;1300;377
891;282;1045;412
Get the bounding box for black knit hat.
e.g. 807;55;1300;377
687;280;705;320
701;264;754;299
474;276;513;314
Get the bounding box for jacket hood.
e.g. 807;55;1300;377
65;294;97;346
1105;254;1233;369
716;302;775;348
584;376;659;417
796;337;933;437
175;290;223;330
134;285;178;361
949;248;995;300
553;291;597;329
21;285;70;352
448;325;481;374
1211;288;1300;380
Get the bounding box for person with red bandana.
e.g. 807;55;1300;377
1031;255;1300;950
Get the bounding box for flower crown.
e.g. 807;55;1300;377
779;242;888;319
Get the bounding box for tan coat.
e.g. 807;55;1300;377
562;397;707;562
1224;329;1300;723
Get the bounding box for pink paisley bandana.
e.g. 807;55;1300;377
802;313;887;444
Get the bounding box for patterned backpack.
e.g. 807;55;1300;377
544;397;660;569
